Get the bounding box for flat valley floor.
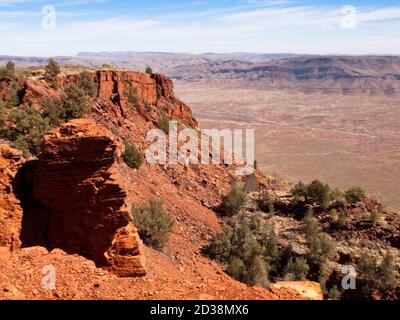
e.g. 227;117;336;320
176;83;400;212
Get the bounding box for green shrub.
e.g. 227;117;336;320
329;208;338;221
132;198;174;250
227;257;245;281
378;252;397;291
78;71;98;97
61;84;90;120
354;251;397;298
256;190;274;213
206;225;233;262
7;81;22;106
303;210;318;239
0;61;16;77
221;182;246;216
292;180;331;208
159;113;171;134
125;87;138;104
206;213;275;288
284;257;310;280
345;187;366;204
243;255;270;287
370;210;380;224
41;98;64;126
0;105;50;155
243;174;259;193
122;143;143;170
45;58;61;77
337;211;347;228
262;226;279;264
303;213;335;263
42;84;89;125
308;232;335;263
145;66;153;75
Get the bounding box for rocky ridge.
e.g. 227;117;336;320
0;70;319;300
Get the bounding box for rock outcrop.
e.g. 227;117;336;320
20;119;145;277
0;144;24;249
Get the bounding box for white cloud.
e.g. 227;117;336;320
0;2;399;55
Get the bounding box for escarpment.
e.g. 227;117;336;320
19;119;146;277
0;69;322;300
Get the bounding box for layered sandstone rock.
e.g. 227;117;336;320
22;119;145;277
0;144;24;249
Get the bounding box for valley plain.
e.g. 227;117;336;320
176;84;400;211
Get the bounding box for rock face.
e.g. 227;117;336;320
67;70;198;127
0;144;24;249
20;119;145;277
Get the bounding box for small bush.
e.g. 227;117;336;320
337;211;347;228
41;98;64;126
292;180;331;208
370;210;380;224
42;84;89;125
206;213;274;287
0;61;16;77
303;213;335;263
303;210;318;239
262;226;279;264
125;87;138;104
221;182;246;216
2;81;23;107
243;255;269;287
145;66;153;75
345;187;366;204
353;251;397;299
227;257;245;281
159;113;171;134
284;257;310;280
329;209;338;221
45;58;61;77
122;143;143;170
132;198;174;249
0;105;50;155
78;71;98;97
256;189;274;213
308;232;335;264
62;84;90;120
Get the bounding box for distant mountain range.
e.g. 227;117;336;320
1;52;400;94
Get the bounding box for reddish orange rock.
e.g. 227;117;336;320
0;144;24;249
24;119;146;277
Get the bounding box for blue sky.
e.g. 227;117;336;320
0;0;399;56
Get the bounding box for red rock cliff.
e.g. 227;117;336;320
22;119;145;277
0;144;24;249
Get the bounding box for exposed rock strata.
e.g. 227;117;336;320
21;119;145;277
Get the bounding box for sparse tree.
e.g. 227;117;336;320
45;58;61;77
122;143;144;170
345;187;366;204
5;61;15;77
337;211;347;228
132;198;174;250
222;181;246;216
145;66;153;75
256;189;274;213
78;71;98;97
284;257;310;280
